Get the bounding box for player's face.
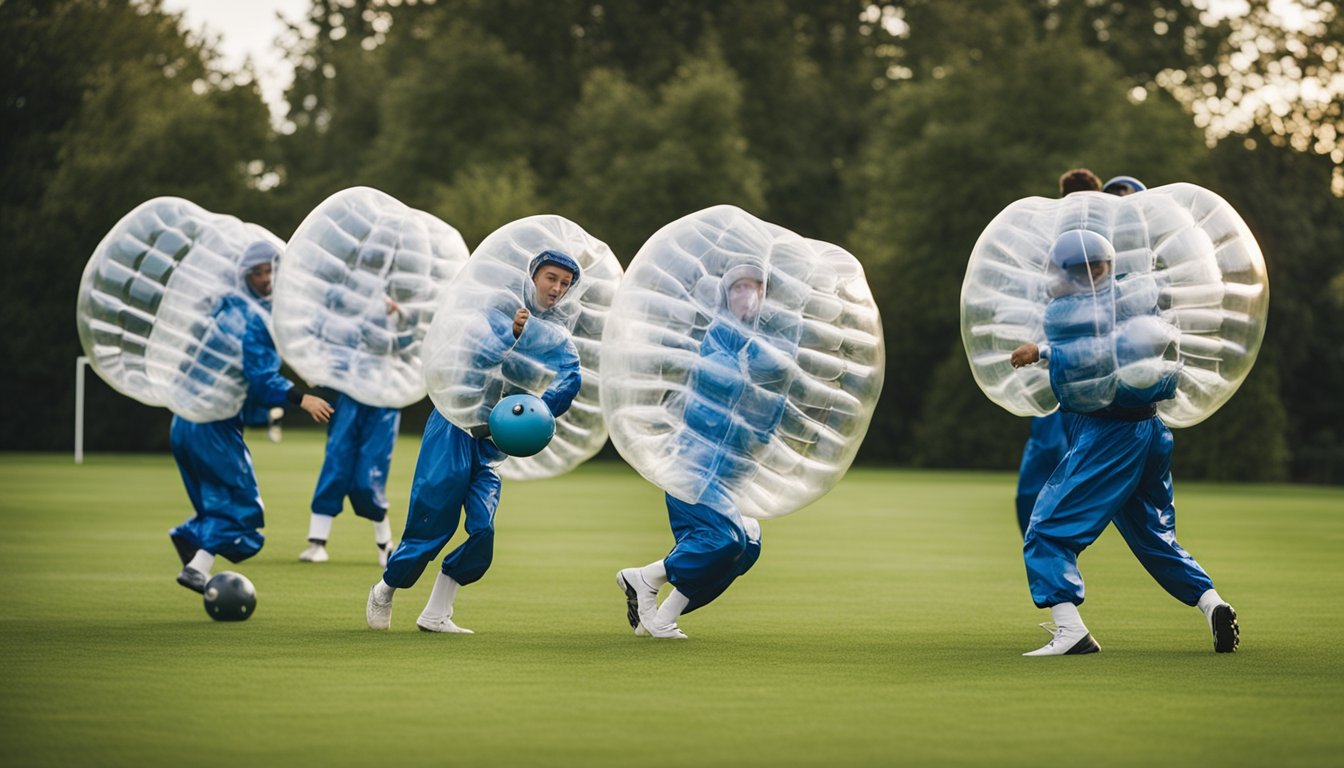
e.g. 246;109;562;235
728;277;764;322
246;263;274;298
532;265;574;310
1088;260;1111;283
1056;259;1111;297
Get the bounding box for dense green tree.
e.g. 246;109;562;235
848;10;1208;462
361;17;543;208
561;52;766;261
1203;126;1344;481
430;159;545;249
1;0;271;451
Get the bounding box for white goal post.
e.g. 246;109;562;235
74;356;88;464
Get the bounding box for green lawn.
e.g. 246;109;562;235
1;430;1341;767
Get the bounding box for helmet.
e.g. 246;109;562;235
488;393;556;457
1102;176;1146;196
203;571;257;622
1049;229;1114;269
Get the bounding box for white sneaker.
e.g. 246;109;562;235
1023;622;1101;656
377;542;393;568
616;568;658;636
416;615;474;634
646;621;688;639
366;585;393;630
299;542;329;563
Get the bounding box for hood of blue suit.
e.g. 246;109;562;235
523;249;581;325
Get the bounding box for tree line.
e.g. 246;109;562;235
3;0;1342;482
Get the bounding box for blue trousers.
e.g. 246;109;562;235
382;410;501;589
169;415;265;563
1024;414;1214;608
663;493;762;614
1016;412;1070;536
311;394;400;522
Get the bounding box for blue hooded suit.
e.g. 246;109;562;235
169;282;298;563
381;252;581;589
660;264;795;613
1024;257;1214;609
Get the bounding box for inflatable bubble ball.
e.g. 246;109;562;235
488;394;556;457
203;571;257;622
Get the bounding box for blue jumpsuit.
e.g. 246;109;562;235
1024;280;1214;609
311;394;400;523
1015;412;1069;536
169;295;296;563
663;320;789;613
381;308;580;589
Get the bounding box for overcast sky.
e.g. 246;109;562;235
161;0;311;123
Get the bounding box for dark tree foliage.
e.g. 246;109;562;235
1;0;271;451
1203;126;1344;481
5;0;1341;483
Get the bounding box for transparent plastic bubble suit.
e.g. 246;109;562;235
272;187;470;408
960;183;1269;427
601;205;885;520
75;197;285;422
422;215;623;480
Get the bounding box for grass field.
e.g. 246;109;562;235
1;430;1341;767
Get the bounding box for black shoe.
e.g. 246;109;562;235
177;567;208;594
169;531;195;566
1211;604;1239;653
1066;632;1102;655
616;573;639;630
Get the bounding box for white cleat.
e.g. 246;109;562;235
366;585;393;630
299;543;329;563
1023;622;1101;656
646;621;688;640
377;543;393;568
416;615;475;634
616;568;658;636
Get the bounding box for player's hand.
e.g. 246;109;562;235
513;308;529;339
1010;343;1040;368
301;394;334;424
384;297;402;316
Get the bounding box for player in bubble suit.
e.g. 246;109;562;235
1008;229;1238;656
298;296;411;567
1012;169;1103;535
1013;170;1147;535
616;262;789;639
365;250;581;633
170;241;334;593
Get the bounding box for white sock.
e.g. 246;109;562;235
373;579;395;602
187;550;215;576
307;513;334;543
422;572;461;620
1050;602;1084;629
653;589;689;628
373;518;392;548
1197;589;1226;616
639;560;669;590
